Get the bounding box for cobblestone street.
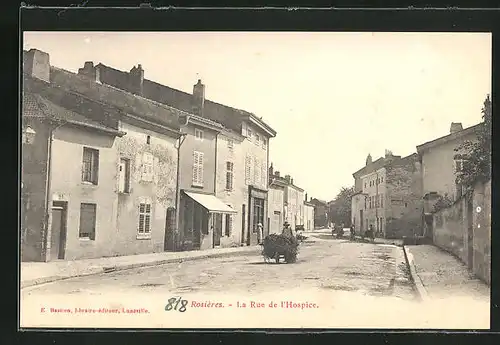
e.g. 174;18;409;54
22;230;415;300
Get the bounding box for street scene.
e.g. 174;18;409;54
20;32;491;329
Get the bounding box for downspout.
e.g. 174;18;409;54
375;171;379;236
214;132;219;195
174;131;187;251
42;121;64;262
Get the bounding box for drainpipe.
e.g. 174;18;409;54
375;171;379;236
214;132;219;194
174;131;187;251
42;121;64;262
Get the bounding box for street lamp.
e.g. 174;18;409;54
22;126;36;145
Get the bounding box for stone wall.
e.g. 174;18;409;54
432;180;491;285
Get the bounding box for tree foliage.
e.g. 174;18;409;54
328;186;355;225
454;94;492;187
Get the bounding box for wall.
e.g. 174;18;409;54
215;131;246;247
385;155;423;239
179;124;217;193
350;193;364;234
268;186;284;234
114;121;178;256
285;185;304;230
49;125;119;260
21;119;51;262
303;204;314;231
421;132;477;200
432;180;491;285
360;167;387;234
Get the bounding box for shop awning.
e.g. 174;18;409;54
184;191;237;214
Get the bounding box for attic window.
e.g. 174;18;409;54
146;135;151;145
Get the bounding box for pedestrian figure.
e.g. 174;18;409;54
257;223;263;244
369;224;375;242
282;221;293;238
350;224;355;241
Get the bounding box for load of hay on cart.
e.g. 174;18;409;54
261;232;300;264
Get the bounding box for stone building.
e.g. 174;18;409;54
268;165;286;234
310;198;328;229
87;63;277;246
416;122;480;238
22;49;183;261
303;196;315;231
351;151;423;239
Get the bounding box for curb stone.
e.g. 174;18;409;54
21;246;261;289
402;245;430;302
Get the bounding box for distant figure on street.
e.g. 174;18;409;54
257;223;263;244
368;224;375;241
282;221;294;238
350;224;355;240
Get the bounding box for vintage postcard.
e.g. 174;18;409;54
20;31;491;329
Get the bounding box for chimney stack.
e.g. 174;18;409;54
275;171;280;177
366;153;372;166
24;49;50;83
269;163;274;177
285;175;291;184
129;64;144;96
291;178;294;185
193;79;205;117
305;193;308;201
450;122;463;134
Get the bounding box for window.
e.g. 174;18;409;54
227;138;234;152
141;152;154;182
225;214;233;237
138;198;152;238
146;135;151;144
262;138;267;149
193;151;204;186
79;203;96;240
254;158;260;184
82;147;99;184
195;128;204;141
245;155;252;185
455;159;464;173
226;162;234;190
405;202;408;208
118;158;131;193
364;182;367;188
255;134;260;145
247;128;252;140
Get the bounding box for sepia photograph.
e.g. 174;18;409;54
20;31;491;329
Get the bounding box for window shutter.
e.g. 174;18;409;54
245;155;251;185
254;157;259;184
199;152;204;185
261;162;266;187
193;152;199;185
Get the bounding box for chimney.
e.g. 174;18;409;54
291;178;294;185
275;171;280;177
78;61;100;82
305;193;308;201
285;175;291;184
129;64;144;96
193;79;205;117
269;163;274;177
24;49;50;83
450;122;463;134
366;153;372;166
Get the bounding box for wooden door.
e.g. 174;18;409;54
50;202;67;260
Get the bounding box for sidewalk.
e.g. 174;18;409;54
21;245;261;289
404;244;490;301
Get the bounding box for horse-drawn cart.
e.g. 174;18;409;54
261;233;299;264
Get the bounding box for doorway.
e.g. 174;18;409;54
50;201;67;260
467;199;474;269
241;204;246;246
213;213;223;247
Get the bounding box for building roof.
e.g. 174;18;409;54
48;66;183;134
23;92;126;136
416;123;481;154
95;63;277;138
352;157;386;178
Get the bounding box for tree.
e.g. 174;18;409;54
329;186;355;225
454;94;492;188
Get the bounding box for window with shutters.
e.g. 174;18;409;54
262;138;267;150
254;157;260;185
82;147;99;184
226;161;234;191
137;197;152;239
141;152;154;182
247;127;252;140
225;213;233;237
195;128;204;141
245;155;252;185
255;134;260;146
79;203;96;240
192;151;204;187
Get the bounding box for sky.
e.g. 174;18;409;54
23;32;491;201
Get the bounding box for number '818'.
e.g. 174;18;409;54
165;297;188;312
